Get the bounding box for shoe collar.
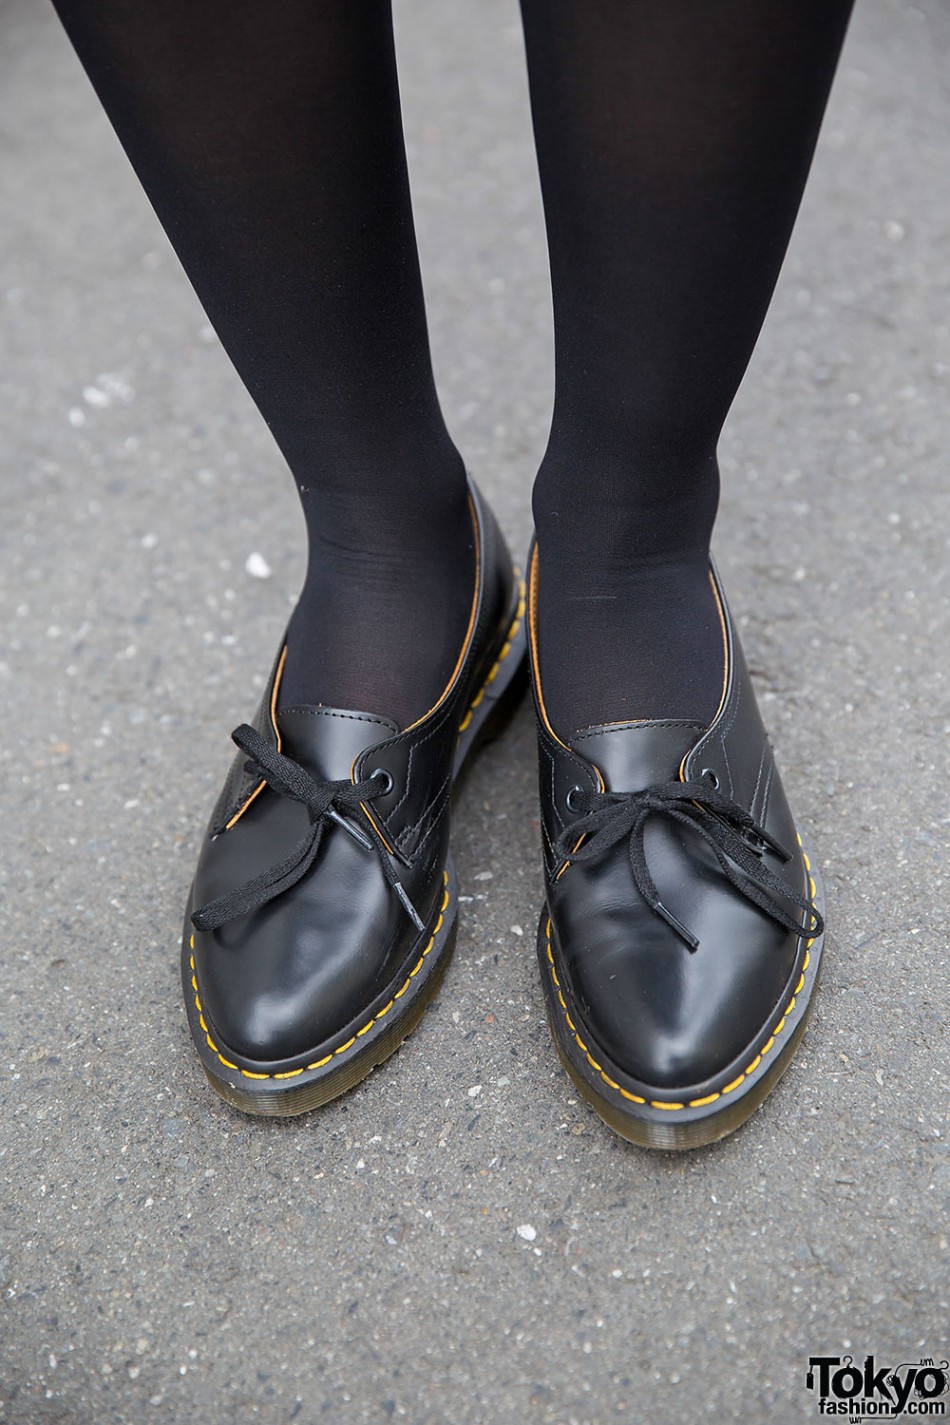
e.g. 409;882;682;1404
526;540;733;792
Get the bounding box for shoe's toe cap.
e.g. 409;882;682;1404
191;816;402;1065
552;832;805;1092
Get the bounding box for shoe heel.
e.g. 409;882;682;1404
465;648;528;758
454;584;528;776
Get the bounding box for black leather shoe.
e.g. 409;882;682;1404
181;480;526;1116
527;545;825;1150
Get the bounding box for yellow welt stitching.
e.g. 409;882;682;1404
189;869;450;1079
543;850;820;1113
189;934;195;951
457;584;525;737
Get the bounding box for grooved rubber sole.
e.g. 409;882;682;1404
538;855;826;1151
181;584;528;1117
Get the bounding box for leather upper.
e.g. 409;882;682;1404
190;480;519;1068
530;546;814;1095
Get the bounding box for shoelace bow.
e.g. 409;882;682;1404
191;723;424;934
553;779;823;952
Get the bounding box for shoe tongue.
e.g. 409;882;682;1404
568;720;707;794
276;705;400;782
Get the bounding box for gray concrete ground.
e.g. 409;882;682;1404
1;0;948;1421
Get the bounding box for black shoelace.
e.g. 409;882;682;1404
190;724;424;934
553;780;823;952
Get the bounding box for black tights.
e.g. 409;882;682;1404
51;0;853;733
523;0;854;729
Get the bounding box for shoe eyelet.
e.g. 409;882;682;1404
701;768;720;790
565;785;584;814
371;768;394;796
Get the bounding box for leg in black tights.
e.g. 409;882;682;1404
520;0;854;733
53;0;854;736
51;0;474;730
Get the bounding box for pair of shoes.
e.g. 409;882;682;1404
181;484;824;1148
182;477;527;1116
526;542;825;1150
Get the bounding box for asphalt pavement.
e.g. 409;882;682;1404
1;1;948;1421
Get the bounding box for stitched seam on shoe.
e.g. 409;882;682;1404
750;740;768;819
190;871;450;1080
539;818;560;878
548;753;564;837
545;836;819;1112
394;769;452;854
396;778;453;861
384;739;416;821
571;720;707;743
369;699;462;834
457;582;526;734
758;756;775;827
718;665;740;800
280;708;398;731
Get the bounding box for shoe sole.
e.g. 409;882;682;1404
536;847;827;1151
181;578;528;1117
